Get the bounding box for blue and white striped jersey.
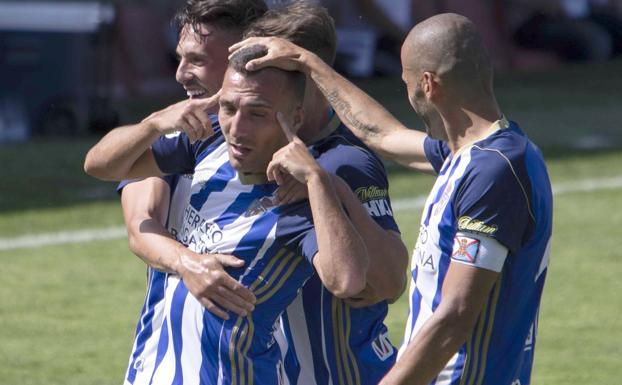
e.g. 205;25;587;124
127;122;320;385
278;122;400;385
400;118;552;385
120;174;194;385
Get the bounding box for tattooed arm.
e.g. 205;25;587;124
229;38;435;173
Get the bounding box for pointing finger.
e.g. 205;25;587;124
276;112;296;143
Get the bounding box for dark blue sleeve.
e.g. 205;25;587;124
453;154;531;254
151;133;197;175
275;202;318;264
316;143;400;233
424;137;451;174
116;176;176;195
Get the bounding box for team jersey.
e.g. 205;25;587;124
131;120;320;385
277;120;400;385
400;118;552;385
119;174;194;385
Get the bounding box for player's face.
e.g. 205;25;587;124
218;69;301;176
175;24;241;99
401;48;446;140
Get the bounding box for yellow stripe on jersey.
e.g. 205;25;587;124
250;248;289;292
459;276;502;385
256;256;303;305
331;298;362;385
229;316;245;385
474;277;502;385
343;301;361;385
229;247;306;385
332;298;347;385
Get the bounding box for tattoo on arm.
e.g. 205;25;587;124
315;78;381;138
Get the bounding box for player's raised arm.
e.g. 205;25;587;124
267;113;368;298
84;95;218;181
230;37;434;173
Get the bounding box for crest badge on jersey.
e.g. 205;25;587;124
451;236;480;263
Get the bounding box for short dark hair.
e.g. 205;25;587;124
175;0;268;35
244;0;336;65
228;44;306;104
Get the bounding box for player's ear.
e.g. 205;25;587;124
422;71;440;102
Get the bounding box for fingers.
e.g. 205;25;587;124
267;161;286;185
276;175;307;204
199;297;229;320
183;113;204;143
215;253;246;268
276;112;296;143
211;291;252;317
228;37;264;54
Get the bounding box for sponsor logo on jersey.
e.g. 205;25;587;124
355;186;388;202
451;236;480;263
244;195;278;217
179;205;223;253
457;216;498;235
371;331;394;361
356;186;393;217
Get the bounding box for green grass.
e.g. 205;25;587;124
1;61;622;384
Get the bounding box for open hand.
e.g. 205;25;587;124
177;249;256;320
229;37;310;74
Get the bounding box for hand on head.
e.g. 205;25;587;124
228;37;308;74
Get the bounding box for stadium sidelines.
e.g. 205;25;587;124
2;175;622;251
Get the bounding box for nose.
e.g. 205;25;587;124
227;111;251;141
175;59;193;85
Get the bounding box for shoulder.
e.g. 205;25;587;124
313;125;386;175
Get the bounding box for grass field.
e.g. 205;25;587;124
1;61;621;384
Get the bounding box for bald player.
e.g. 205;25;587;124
232;13;553;385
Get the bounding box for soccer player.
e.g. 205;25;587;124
96;2;407;384
85;41;372;383
115;2;268;383
243;4;407;385
232;12;553;385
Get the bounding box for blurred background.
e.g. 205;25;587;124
0;1;621;384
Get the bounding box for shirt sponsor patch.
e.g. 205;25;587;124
451;236;480;263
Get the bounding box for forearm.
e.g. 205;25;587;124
331;175;408;300
301;54;403;154
381;311;471;385
84;121;161;181
308;170;368;298
127;218;185;273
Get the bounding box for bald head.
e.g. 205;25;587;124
402;13;493;97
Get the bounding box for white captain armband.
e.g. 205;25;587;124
451;232;508;272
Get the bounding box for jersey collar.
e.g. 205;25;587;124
453;116;510;157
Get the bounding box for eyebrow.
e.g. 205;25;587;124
219;97;272;109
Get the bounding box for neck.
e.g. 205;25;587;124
239;172;269;185
440;97;503;154
298;97;332;143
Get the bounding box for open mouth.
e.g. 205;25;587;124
185;89;208;99
229;143;252;159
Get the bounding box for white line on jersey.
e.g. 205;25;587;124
2;175;622;251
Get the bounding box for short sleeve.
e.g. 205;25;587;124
424;137;451;174
151;133;197;175
274;202;318;264
453;154;531;254
316;142;400;233
116;176;176;195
